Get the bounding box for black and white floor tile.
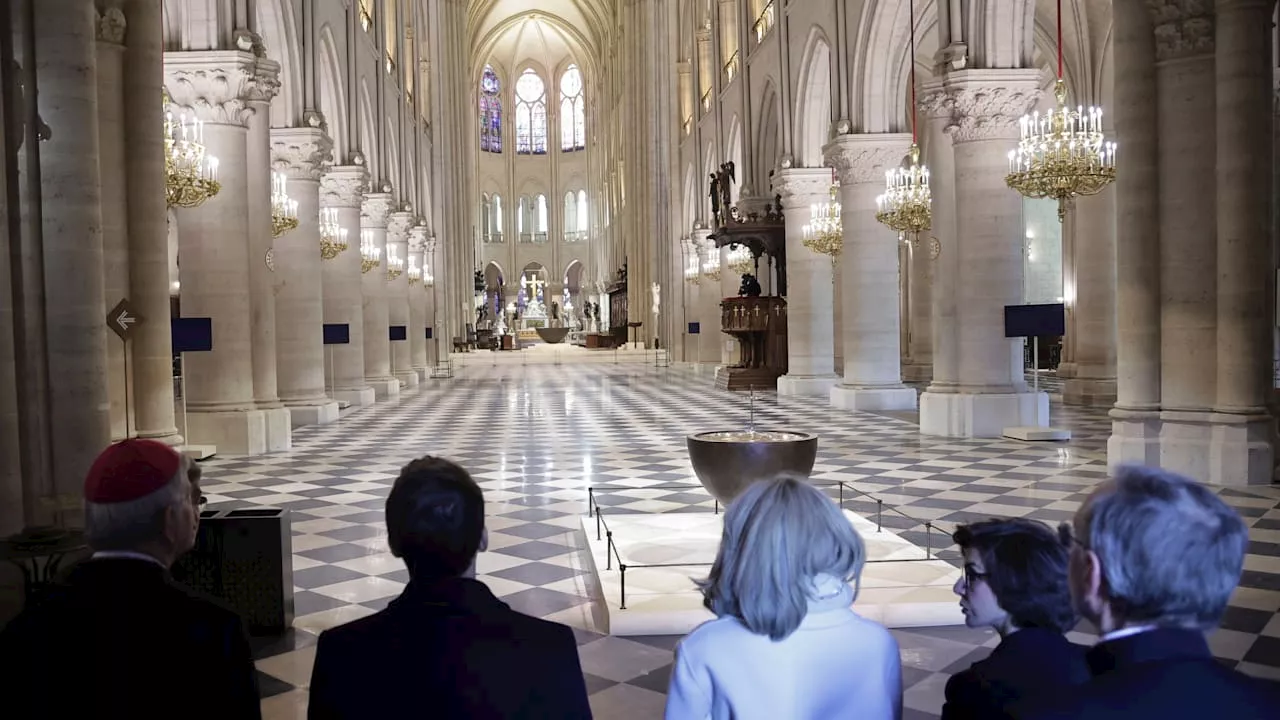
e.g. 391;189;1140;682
191;358;1280;719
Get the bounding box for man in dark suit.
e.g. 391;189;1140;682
307;456;592;719
0;439;261;719
1017;465;1280;719
942;519;1089;720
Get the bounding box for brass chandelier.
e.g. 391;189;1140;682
802;177;843;259
319;207;348;260
271;171;299;238
408;256;422;286
701;255;721;282
684;245;701;285
727;245;752;275
386;244;404;280
1006;0;1116;220
875;0;931;237
359;229;382;274
164;92;221;209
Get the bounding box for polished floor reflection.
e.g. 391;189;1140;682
194;360;1280;719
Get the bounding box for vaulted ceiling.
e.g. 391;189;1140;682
467;0;613;77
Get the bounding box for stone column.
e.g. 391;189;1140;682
825;134;917;411
122;0;180;446
694;230;720;363
271;127;339;427
166;51;268;455
919;70;1045;437
424;237;440;367
1063;184;1118;406
1108;2;1162;464
361;193;397;398
902;233;935;381
387;210;418;388
774;167;839;397
245;60;290;450
1210;0;1274;483
96;5;130;441
409;227;429;380
919;80;959;394
320;165;375;407
39;0;110;503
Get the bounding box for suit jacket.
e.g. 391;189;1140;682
1015;627;1280;719
0;557;261;719
942;627;1089;720
307;577;592;720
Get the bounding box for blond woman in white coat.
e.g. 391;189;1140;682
664;475;903;720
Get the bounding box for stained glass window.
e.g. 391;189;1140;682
560;65;585;151
516;69;547;155
480;66;502;153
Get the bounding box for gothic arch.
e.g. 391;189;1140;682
256;0;303;127
795;27;832;168
317;24;348;161
359;79;378;182
754;83;781;193
682;162;697;231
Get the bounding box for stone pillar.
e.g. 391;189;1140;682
270;127;339;427
825;134;917;411
1108;2;1162;464
39;0;111;503
96;5;130;441
424;238;440;367
245;60;290;450
361;193;398;399
919;80;959;394
320;165;375;407
919;71;1045;437
902;233;935;382
1063;184;1118;406
166;51;268;455
408;228;429;380
1210;0;1274;483
122;0;180;446
694;230;720;363
774;167;839;397
387;210;418;388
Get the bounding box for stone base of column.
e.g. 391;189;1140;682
285;400;339;429
186;409;269;456
902;362;933;382
1109;410;1274;486
367;378;400;400
413;366;429;382
135;429;186;447
920;391;1049;438
333;387;376;407
395;371;419;388
830;385;918;412
264;407;292;452
1063;378;1117;407
777;374;839;398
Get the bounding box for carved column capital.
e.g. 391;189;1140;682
387;211;415;244
1146;0;1215;61
361;192;395;229
321;165;369;208
772;167;835;208
246;58;281;105
163;50;264;126
940;69;1041;144
917;79;953;121
823;134;913;185
96;6;126;45
270;127;333;182
408;225;430;250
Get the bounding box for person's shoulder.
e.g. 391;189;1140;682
498;605;580;648
163;577;249;630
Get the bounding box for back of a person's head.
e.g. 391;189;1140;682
84;439;197;553
386;456;485;580
952;518;1075;633
1084;464;1247;630
699;475;865;641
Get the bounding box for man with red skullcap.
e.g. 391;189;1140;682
0;439;261;719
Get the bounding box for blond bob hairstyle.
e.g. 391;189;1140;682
697;475;866;640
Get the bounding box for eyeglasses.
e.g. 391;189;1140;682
963;565;989;588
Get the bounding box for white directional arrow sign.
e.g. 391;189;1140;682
106;298;144;341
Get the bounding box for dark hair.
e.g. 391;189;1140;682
952;518;1076;633
386;456;485;579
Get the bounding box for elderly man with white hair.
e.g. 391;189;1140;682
0;439;260;719
1018;464;1280;720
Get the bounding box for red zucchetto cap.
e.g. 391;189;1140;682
84;439;182;504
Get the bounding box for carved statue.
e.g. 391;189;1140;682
738;273;762;298
709;173;721;225
719;161;736;215
551;301;560;322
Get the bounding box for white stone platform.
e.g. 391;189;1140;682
580;510;964;636
454;344;666;366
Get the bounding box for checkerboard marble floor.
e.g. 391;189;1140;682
193;360;1280;719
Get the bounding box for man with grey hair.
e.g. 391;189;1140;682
0;439;260;719
1019;464;1280;719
